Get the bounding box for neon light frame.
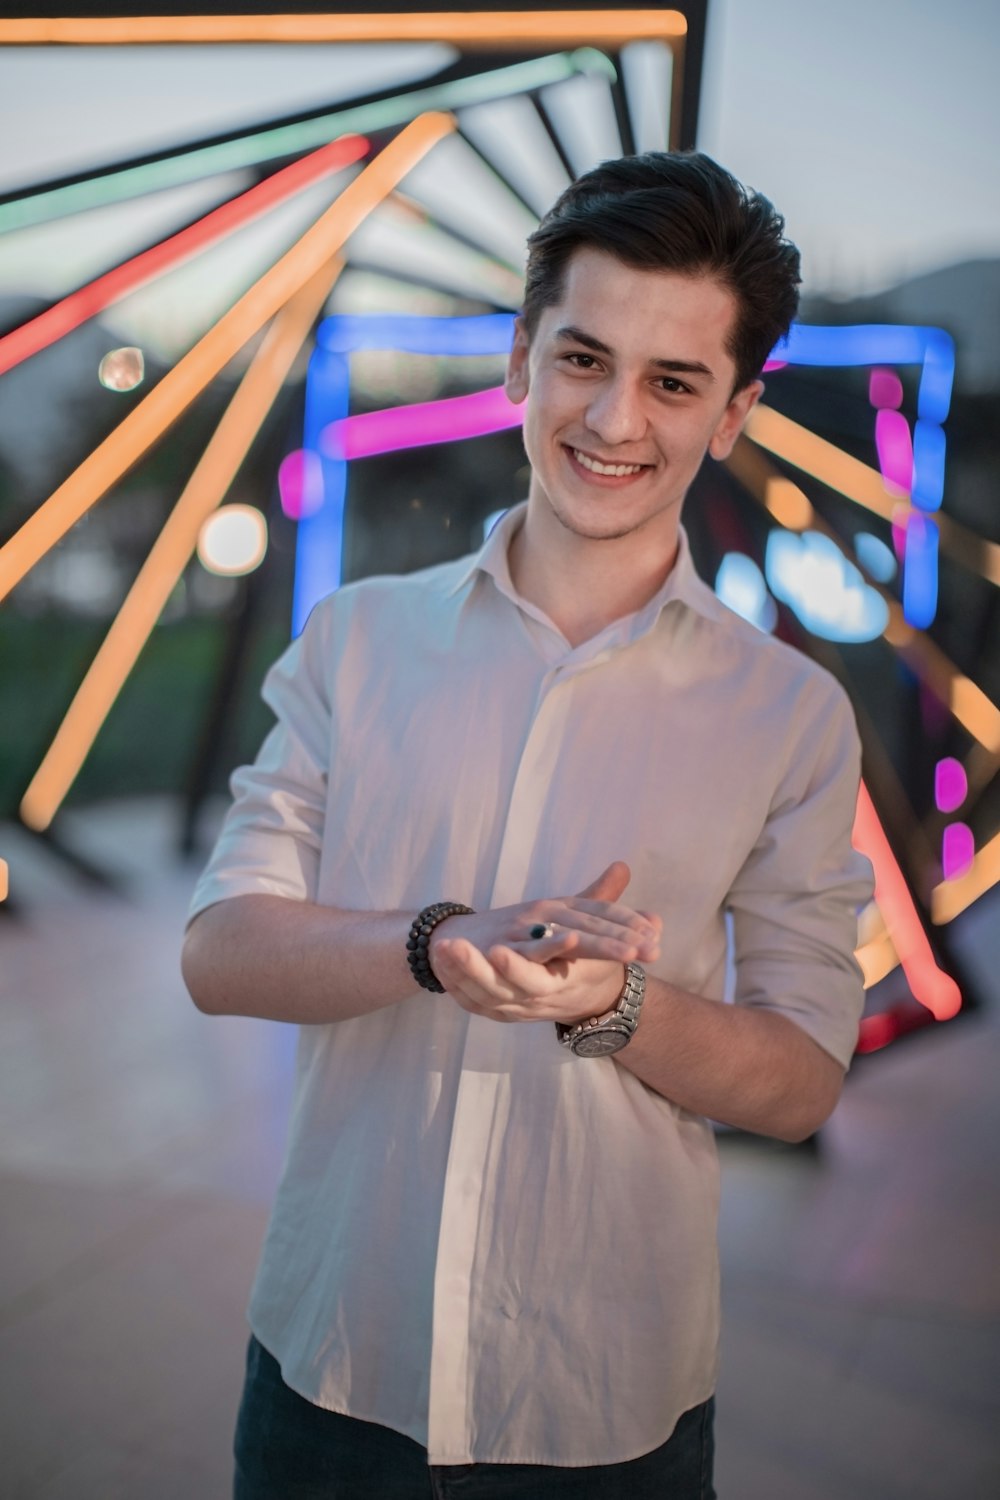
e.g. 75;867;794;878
294;316;954;633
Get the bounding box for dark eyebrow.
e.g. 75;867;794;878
554;325;613;356
553;325;716;383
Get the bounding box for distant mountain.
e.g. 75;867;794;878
802;259;1000;393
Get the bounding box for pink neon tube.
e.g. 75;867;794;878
874;409;913;495
320;384;523;460
0;133;369;378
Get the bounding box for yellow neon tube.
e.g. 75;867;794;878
1;13;686;46
746;404;1000;588
0;112;454;607
18;260;342;834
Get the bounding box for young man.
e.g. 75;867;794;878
182;152;872;1498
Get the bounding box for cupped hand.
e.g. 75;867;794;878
428;861;661;1025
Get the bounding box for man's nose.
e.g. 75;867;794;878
584;378;647;446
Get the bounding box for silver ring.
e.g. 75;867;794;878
529;922;556;940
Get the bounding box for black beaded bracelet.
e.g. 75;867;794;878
406;901;475;992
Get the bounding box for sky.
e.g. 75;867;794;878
0;0;998;349
699;0;1000;296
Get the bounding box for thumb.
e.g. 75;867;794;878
577;860;631;903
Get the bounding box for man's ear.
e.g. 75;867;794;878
505;316;531;405
708;378;764;461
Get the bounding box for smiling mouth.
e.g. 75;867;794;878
569;447;649;478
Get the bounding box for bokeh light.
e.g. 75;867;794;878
942;823;975;882
854;530;897;582
868;367;903;410
715;552;777;633
765;529;889;642
279;448;324;519
935;757;968;814
197;504;268;576
98;346;144;391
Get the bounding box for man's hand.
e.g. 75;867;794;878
428;862;661;1025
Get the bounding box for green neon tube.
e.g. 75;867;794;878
0;50;616;234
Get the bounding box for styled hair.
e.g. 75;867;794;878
522;151;801;393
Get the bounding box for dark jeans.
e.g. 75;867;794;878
234;1335;716;1499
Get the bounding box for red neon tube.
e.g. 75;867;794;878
852;780;961;1022
0;133;369;378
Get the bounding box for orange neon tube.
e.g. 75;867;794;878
19;260;341;833
0;13;686;46
0;135;367;378
747;403;1000;588
852;781;961;1020
0;111;455;607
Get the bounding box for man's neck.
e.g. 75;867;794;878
507;501;681;649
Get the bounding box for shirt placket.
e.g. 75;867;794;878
425;651;609;1462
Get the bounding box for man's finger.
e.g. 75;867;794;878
576;860;631;903
509;929;647;964
508;929;581;963
488;945;563;996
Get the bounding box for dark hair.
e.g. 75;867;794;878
522;151;801;393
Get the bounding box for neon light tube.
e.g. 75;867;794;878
322;384;522;460
776;323;932;368
852;781;961;1020
318;313;516;355
19;259;343;834
903;511;938;628
874;409;912;495
0;13;687;46
0;136;368;378
0;114;455;608
911;419;946;511
295;351;351;634
0;53;604;234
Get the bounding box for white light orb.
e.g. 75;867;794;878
197;504;268;577
99;346;145;391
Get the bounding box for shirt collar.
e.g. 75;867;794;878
445;502;717;635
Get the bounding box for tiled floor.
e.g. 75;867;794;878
2;798;998;1499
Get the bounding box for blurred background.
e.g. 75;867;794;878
1;3;998;1497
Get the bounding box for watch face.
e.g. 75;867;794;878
573;1027;628;1058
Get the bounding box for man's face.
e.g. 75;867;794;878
505;248;763;549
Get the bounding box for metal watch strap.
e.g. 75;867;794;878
554;962;646;1056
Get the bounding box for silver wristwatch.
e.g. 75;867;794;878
554;963;646;1057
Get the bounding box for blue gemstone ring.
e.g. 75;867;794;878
530;922;556;940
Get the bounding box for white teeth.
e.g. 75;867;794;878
572;449;645;477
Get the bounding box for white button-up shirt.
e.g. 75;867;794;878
188;505;871;1466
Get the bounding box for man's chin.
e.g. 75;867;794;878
549;504;644;544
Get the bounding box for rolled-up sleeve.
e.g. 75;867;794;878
726;676;874;1070
186;599;333;925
